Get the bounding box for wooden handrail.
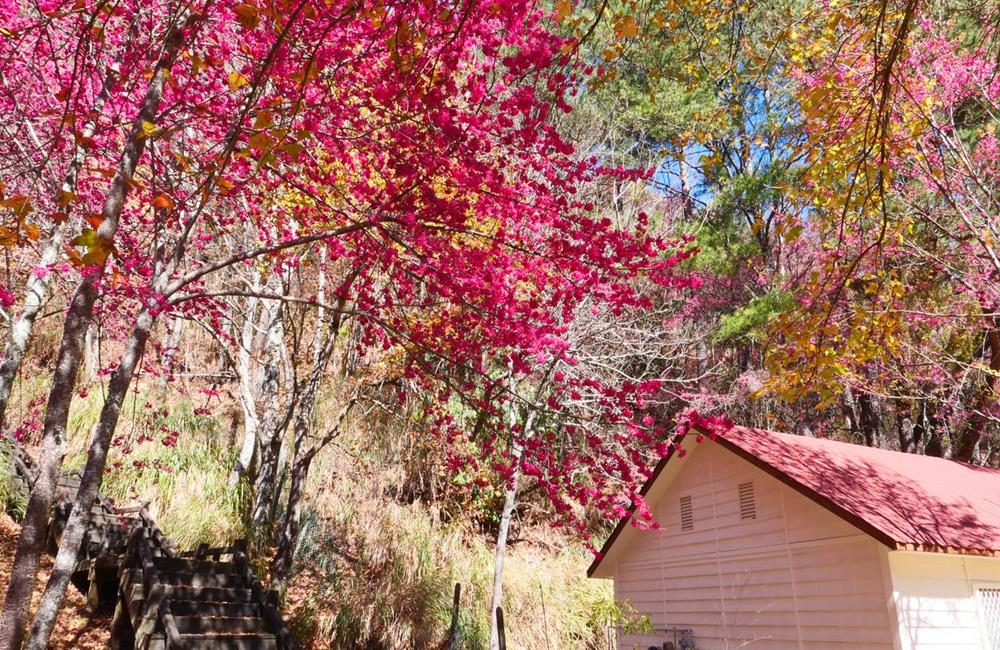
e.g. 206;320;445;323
232;545;300;650
2;434;38;488
177;544;233;560
124;521;181;649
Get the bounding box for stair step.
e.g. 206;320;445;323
162;585;254;602
157;572;246;588
173;616;267;634
153;557;239;574
169;600;262;617
176;634;277;649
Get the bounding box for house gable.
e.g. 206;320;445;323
589;428;903;579
604;438;896;649
596;437;874;576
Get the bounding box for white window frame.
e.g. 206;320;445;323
972;580;1000;650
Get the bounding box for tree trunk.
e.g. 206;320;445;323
270;368;343;589
842;386;860;440
0;281;99;650
897;401;916;454
229;293;262;486
271;266;352;586
25;310;154;649
0;70;114;428
251;291;288;529
922;401;945;457
952;325;1000;463
158;316;184;389
678;152;694;221
269;436;290;527
857;391;880;448
270;390;353;589
0;25;183;649
489;376;535;650
83;324;101;384
271;452;311;592
488;461;520;650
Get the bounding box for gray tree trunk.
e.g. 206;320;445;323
271;389;354;590
158;316;184;389
83;324;101;383
229;292;262;486
488;460;520;650
251;289;288;529
25;310;154;649
489;381;537;650
271;451;311;591
678;153;694;221
897;401;916;454
0;27;182;650
953;325;1000;462
271;263;353;587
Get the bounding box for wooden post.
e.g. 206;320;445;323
85;564;98;612
445;583;461;649
496;607;506;650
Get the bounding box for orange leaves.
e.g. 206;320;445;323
253;110;274;130
0;195;32;218
554;0;573;24
0;193;42;246
614;15;639;39
56;190;76;207
385;19;426;74
234;4;260;29
151;194;175;211
84;213;104;229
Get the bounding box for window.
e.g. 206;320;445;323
977;586;1000;649
738;482;757;521
679;495;694;531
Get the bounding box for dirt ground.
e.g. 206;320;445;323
0;513;110;649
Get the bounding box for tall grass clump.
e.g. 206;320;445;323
283;448;644;650
288;499;461;648
95;394;247;549
0;438;27;520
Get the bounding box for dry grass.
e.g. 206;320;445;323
280;437;626;650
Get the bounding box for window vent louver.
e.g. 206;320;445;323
738;482;757;521
679;495;694;531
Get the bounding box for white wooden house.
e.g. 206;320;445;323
589;424;1000;649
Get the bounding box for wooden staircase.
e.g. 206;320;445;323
52;472;144;609
112;531;297;650
4;438;299;649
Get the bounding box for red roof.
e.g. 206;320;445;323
589;423;1000;577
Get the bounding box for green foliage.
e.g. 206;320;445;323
714;290;795;343
689;218;762;275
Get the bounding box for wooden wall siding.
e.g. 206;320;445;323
614;442;896;650
888;551;1000;650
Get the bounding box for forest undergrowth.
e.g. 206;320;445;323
0;376;633;648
